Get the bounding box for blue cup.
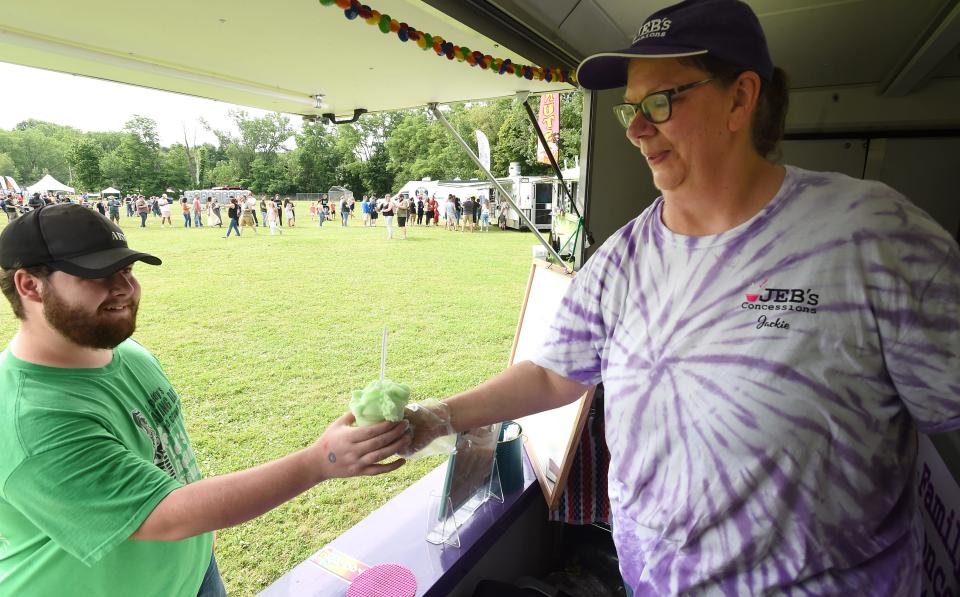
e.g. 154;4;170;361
496;421;524;494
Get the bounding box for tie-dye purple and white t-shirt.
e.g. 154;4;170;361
531;166;960;594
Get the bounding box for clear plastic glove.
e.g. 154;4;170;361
400;399;457;460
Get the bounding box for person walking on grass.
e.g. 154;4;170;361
284;199;295;228
273;195;283;227
0;204;410;596
192;195;203;228
340;197;350;227
211;198;223;228
136;196;149;228
424;196;435;227
396;196;409;240
360;196;369;227
381;195;396;240
267;199;281;235
479;198;491;232
369;198;378;227
242;195;257;229
158;195;172;228
225;198;241;238
309;200;317;223
240;197;257;235
245;196;258;229
180;199;192;228
444;196;457;231
460;197;475;232
316;201;326;228
108;196;121;225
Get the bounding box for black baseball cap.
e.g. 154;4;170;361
576;0;774;91
0;204;161;278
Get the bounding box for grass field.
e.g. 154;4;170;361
0;208;539;595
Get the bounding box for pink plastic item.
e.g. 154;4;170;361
346;564;417;597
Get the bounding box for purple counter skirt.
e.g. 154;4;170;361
259;453;539;596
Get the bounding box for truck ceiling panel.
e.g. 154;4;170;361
0;0;571;118
497;0;955;90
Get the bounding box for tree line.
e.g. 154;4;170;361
0;92;582;198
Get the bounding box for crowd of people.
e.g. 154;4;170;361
1;191;303;238
128;193;302;237
328;193;509;239
2;189;515;241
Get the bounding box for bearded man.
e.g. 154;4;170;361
0;204;409;596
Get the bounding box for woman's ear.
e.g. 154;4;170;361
728;71;762;133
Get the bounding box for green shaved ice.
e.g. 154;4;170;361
349;379;411;426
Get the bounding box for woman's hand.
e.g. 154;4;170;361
399;400;456;457
310;412;410;481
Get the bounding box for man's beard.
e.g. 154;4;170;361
41;285;138;349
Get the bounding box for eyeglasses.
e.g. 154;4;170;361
612;78;715;128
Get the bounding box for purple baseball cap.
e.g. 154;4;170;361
576;0;774;91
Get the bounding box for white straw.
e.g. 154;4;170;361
380;326;388;381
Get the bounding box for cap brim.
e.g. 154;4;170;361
576;46;708;90
49;247;162;279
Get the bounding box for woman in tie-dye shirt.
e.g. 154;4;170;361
402;0;960;593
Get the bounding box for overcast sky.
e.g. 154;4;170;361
0;61;281;146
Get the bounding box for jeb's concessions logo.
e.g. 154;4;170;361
741;279;819;330
633;17;671;42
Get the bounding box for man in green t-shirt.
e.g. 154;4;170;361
0;204;410;596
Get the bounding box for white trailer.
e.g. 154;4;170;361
184;189;252;205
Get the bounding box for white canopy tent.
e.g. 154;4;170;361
26;174;74;195
101;187;121;196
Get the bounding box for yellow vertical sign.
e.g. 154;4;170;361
536;93;561;165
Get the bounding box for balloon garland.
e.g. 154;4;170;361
317;0;577;85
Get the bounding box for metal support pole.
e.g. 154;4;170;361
428;103;571;273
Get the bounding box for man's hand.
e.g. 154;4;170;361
132;412;411;542
310;412;411;481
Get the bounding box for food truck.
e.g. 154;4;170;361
392;168;567;234
2;0;958;595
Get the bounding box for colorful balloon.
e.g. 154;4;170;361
319;0;574;84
